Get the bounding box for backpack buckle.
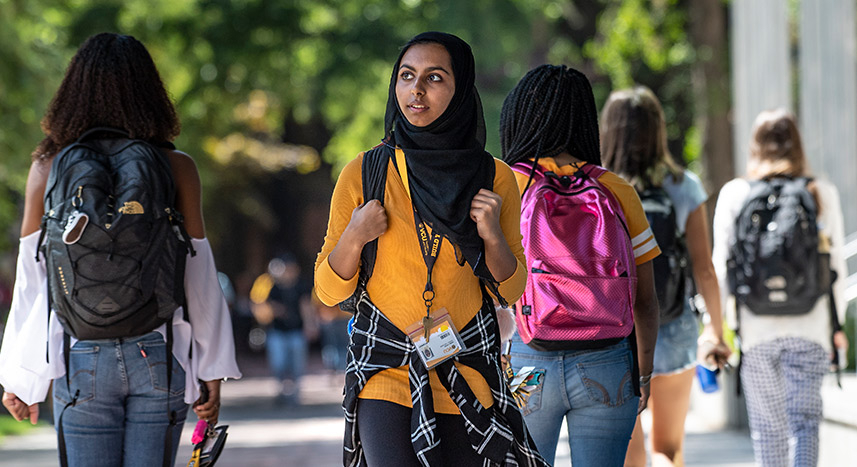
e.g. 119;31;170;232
545;171;573;188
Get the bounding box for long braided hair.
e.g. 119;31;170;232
500;64;602;179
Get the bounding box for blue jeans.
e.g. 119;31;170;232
321;319;349;371
52;331;188;467
265;328;306;384
509;334;639;466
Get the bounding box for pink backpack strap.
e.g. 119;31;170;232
511;160;546;178
579;163;630;230
578;163;607;179
512;161;547;195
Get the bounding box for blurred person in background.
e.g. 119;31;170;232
600;86;730;467
250;253;313;404
314;291;350;373
712;109;848;467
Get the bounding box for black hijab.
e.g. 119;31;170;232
382;32;501;297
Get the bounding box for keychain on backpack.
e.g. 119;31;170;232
61;210;88;245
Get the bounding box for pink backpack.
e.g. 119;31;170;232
512;161;637;348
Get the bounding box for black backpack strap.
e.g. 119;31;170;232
163;314;178;467
337;147;390;313
357;147;390;286
57;332;77;467
827;270;843;388
339;148;389;310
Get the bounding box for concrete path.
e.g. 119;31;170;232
1;353;852;466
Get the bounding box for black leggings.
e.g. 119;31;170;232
356;399;485;467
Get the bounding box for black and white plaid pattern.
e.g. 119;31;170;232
343;290;549;467
740;337;827;467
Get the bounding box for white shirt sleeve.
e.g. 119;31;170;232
817;180;848;323
0;234;242;407
182;238;242;403
711;179;751;330
0;232;64;405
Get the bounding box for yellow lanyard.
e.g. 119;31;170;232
187;448;201;467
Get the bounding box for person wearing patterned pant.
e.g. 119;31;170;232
712;109;849;467
741;337;827;466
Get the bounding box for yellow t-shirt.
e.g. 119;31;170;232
315;152;527;414
512;158;661;265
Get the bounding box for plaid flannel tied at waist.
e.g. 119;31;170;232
342;290;549;467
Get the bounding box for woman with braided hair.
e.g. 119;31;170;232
315;32;548;466
500;65;660;466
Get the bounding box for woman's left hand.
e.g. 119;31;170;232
470;189;504;244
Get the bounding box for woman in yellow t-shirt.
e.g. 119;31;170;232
499;65;660;466
314;32;548;467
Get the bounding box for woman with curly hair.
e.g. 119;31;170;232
0;33;240;467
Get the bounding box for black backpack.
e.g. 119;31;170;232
639;186;690;324
38;128;194;340
727;177;825;315
338;146;390;312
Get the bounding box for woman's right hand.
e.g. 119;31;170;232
698;329;732;369
2;391;39;425
193;380;222;426
344;200;387;246
327;199;388;282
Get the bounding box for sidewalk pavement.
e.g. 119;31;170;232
1;353;852;466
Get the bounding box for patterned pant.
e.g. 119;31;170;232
741;337;827;467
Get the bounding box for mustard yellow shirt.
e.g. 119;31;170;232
315;152;527;414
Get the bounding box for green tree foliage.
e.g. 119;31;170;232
0;0;711;259
584;0;698;166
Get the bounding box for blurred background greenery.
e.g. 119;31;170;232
0;0;733;328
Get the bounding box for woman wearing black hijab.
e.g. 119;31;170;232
315;32;547;466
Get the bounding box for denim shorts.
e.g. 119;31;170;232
652;304;699;376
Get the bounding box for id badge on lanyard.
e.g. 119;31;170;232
396;149;464;369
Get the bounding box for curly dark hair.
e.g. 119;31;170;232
500;64;601;168
33;33;180;161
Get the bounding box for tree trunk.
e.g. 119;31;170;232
688;0;734;213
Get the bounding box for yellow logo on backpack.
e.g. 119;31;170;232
118;201;144;214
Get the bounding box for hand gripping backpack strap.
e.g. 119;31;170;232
357;148;389;287
340;148;390;311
